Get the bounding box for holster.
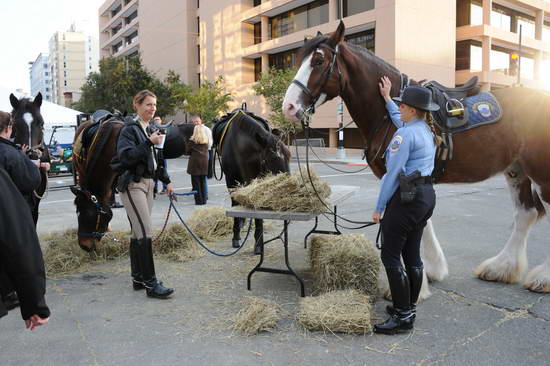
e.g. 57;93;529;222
399;170;421;203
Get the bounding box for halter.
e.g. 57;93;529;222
291;43;343;119
77;190;112;239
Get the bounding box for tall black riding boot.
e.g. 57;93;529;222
139;238;174;299
374;267;414;335
385;265;424;318
130;239;145;290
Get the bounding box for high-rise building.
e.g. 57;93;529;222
28;53;52;102
99;0;198;85
98;0;550;147
49;25;100;107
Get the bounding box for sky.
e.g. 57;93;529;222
0;0;105;93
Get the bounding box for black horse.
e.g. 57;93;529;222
212;109;291;254
71;115;195;251
9;92;50;224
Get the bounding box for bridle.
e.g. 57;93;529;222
291;42;343;121
77;190;112;239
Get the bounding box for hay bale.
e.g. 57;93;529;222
187;206;234;240
41;229;128;277
231;297;281;336
297;289;372;334
154;223;201;261
310;234;381;297
230;166;331;213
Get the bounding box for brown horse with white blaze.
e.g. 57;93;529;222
282;21;550;294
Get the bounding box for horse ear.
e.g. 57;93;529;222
9;93;19;110
34;92;43;108
316;31;323;37
329;20;345;46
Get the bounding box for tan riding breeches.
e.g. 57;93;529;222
120;178;154;239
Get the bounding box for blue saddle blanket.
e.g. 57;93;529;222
452;92;502;133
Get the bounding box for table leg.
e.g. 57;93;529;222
247;220;306;297
304;205;342;249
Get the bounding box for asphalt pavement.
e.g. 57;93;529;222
1;149;549;366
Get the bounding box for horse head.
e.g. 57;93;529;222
10;92;45;152
70;185;113;252
260;129;291;174
283;21;346;124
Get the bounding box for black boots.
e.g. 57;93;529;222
130;239;145;290
374;267;415;335
385;266;424;319
132;238;174;299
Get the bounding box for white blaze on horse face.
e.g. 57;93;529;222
283;53;314;123
23;112;33;147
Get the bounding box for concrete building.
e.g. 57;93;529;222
49;25;100;107
98;0;550;147
99;0;198;84
28;53;52;102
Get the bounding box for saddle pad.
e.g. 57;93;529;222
453;92;502;133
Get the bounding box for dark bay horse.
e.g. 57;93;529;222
9;92;50;223
282;21;550;294
71;117;195;251
213;109;291;254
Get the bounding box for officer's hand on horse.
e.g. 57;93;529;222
40;162;50;172
378;76;392;102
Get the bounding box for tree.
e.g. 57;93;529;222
183;76;233;126
73;57;189;117
252;67;300;140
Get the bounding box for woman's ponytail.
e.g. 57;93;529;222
426;113;443;147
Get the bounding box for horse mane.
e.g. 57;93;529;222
299;34;401;78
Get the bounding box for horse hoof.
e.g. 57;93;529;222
474;253;526;284
523;264;550;293
232;239;240;248
79;244;95;253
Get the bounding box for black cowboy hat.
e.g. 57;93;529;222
393;86;440;112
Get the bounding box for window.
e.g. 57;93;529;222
254;58;262;81
45;87;49;92
470;2;482;25
253;0;261;6
45;72;49;76
543;22;550;41
197;45;200;64
517;16;535;39
342;0;374;18
491;5;511;32
197;16;200;35
198;73;201;86
269;48;299;70
269;0;328;39
126;10;138;24
345;29;375;52
43;63;48;68
64;80;67;86
254;22;261;44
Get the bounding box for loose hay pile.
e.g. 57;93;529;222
310;234;381;297
186;206;235;240
231;166;331;213
154;223;201;262
297;289;372;334
231;297;281;336
42;229;129;277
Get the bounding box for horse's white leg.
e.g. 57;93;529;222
523;185;550;292
475;167;536;283
420;219;449;281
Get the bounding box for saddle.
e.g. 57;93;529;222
424;76;481;130
213;104;270;151
421;77;502;181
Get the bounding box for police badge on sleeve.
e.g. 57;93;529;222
389;135;403;154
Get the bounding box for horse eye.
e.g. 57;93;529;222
312;58;323;67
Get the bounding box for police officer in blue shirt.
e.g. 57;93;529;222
372;77;441;335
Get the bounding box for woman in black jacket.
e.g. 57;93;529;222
116;90;174;299
0;167;50;330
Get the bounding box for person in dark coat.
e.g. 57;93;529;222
0;111;45;312
116;90;174;299
0;167;50;330
185;124;209;205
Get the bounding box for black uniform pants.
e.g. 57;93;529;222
381;184;436;269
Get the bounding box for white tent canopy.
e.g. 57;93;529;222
0;86;81;126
